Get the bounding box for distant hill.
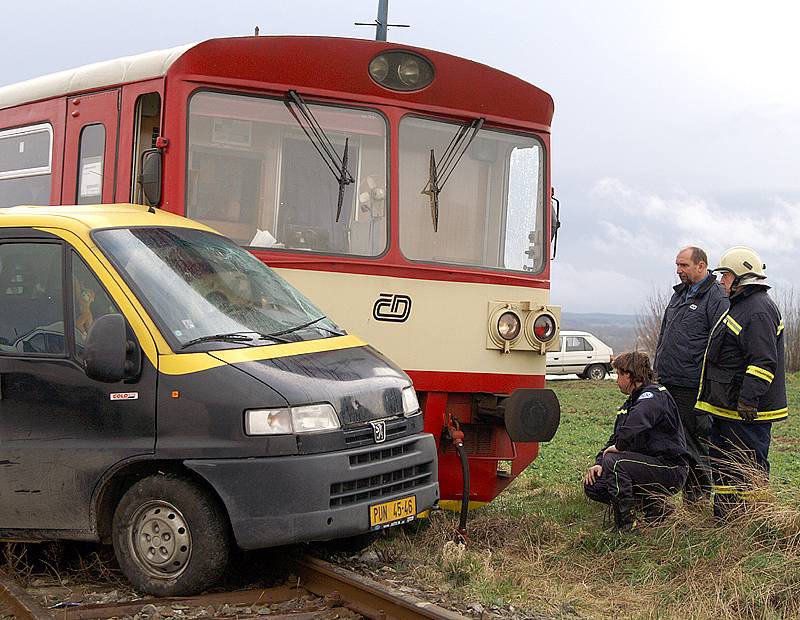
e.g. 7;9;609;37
560;312;638;354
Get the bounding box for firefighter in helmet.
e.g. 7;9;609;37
695;246;788;518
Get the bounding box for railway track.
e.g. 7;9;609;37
0;554;467;620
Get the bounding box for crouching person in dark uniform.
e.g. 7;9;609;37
583;351;689;532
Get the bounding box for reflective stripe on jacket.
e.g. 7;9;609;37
654;273;728;388
696;285;787;422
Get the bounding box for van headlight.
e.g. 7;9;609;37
402;386;421;416
244;403;340;435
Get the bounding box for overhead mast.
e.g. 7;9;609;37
354;0;409;41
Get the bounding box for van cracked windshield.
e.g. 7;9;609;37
93;227;343;350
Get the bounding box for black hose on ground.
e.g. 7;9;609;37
456;442;470;532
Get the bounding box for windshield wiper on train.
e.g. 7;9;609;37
180;332;256;350
422;117;485;232
285;90;355;222
266;315;343;339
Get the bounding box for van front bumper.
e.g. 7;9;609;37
184;433;439;550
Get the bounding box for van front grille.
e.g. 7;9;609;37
329;443;434;508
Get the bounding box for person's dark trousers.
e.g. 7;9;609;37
709;418;771;519
584;451;688;528
663;384;713;503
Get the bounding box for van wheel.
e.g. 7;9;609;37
586;364;607;380
112;475;230;597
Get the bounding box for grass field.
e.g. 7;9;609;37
378;373;800;620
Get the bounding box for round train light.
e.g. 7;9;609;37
532;314;556;341
369;55;390;82
368;51;434;92
497;312;521;341
397;57;421;86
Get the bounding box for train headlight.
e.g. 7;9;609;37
402;385;421;416
245;404;340;435
532;314;557;342
368;51;434;91
397;57;421;86
369;55;390;82
498;311;521;341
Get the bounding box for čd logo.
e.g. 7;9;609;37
373;293;412;323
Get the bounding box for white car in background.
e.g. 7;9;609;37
546;330;614;380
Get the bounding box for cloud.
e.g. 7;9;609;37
588;177;800;262
553;178;800;313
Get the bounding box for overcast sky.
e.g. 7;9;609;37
3;1;799;314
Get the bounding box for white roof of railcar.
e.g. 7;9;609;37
0;43;195;110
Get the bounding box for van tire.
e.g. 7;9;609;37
585;364;607;381
112;475;230;597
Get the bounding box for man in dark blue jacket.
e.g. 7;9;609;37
654;246;728;503
584;351;689;532
696;246;787;519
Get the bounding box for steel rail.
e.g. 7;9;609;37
289;555;467;620
0;568;53;620
0;555;467;620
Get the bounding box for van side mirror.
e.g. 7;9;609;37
139;149;162;206
84;314;128;383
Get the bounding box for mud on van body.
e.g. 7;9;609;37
0;204;438;596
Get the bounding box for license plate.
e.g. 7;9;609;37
369;495;417;529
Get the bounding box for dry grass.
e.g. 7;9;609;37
377;472;800;620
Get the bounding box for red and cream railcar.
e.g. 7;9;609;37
0;36;561;508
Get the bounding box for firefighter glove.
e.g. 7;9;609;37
737;401;758;422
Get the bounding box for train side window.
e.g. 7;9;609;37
130;93;162;203
76;124;105;205
70;251;120;360
0;242;65;355
0;123;53;208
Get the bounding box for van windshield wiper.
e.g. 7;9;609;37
422;117;484;232
285;90;355;222
266;315;343;339
180;332;255;350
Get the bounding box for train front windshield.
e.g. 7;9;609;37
399;117;546;274
186;92;388;257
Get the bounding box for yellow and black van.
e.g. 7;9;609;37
0;204;438;596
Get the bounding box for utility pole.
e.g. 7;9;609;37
355;0;409;41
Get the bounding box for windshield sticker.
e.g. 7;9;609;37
110;392;139;401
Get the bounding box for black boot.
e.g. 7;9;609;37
612;501;638;534
641;495;674;525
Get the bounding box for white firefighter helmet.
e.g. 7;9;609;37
714;246;766;279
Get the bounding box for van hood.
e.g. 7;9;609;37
209;342;409;426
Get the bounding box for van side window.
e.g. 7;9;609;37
0;123;53;208
566;336;593;352
71;252;119;359
0;242;65;354
77;124;105;205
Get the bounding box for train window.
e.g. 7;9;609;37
399;116;545;274
0;123;53;208
187;91;388;257
0;242;65;355
76;124;105;205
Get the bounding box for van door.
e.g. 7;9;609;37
0;233;155;532
62;90;120;205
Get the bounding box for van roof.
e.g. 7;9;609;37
0;203;215;235
559;330;593;337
